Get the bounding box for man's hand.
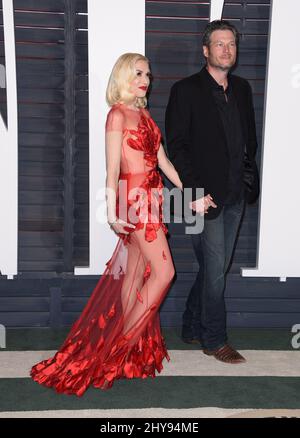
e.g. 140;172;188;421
189;194;217;216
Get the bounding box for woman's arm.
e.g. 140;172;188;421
105;130;135;234
105;130;121;223
157;144;183;190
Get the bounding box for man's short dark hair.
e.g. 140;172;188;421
202;20;239;47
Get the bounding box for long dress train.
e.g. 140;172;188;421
30;103;175;396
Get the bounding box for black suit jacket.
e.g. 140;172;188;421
165;66;258;219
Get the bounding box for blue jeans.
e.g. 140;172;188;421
182;198;245;350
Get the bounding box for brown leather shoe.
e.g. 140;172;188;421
203;344;246;364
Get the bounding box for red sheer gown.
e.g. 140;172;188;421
30;103;175;396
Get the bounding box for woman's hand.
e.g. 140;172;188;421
109;218;136;235
189;194;217;216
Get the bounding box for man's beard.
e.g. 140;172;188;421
208;57;236;72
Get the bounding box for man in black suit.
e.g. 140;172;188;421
165;20;259;364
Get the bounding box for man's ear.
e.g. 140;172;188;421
202;45;209;59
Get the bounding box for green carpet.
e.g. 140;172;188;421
0;377;300;411
4;328;294;351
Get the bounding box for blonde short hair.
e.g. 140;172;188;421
106;53;150;108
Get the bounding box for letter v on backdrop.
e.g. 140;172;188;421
0;0;145;278
0;0;18;279
211;0;300;280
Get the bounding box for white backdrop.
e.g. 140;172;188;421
0;0;18;279
211;0;300;280
74;0;145;274
241;0;300;279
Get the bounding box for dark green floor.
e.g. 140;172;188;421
3;327;295;351
1;377;300;411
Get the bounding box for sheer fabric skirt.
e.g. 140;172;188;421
30;222;175;396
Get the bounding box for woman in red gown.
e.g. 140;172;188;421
30;53;212;396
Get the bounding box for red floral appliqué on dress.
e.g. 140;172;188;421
119;112;168;243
